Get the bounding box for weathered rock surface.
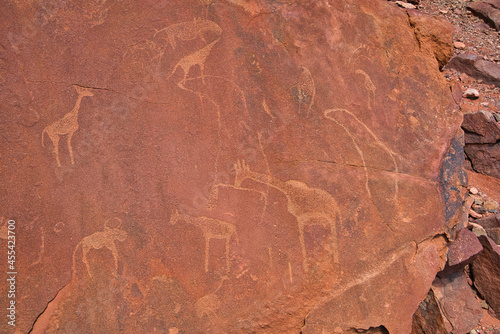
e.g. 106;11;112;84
446;228;483;268
432;271;483;334
0;0;463;333
475;214;500;244
467;0;500;31
462;110;500;144
411;289;448;334
407;9;454;68
446;53;500;87
461;109;500;179
472;236;500;317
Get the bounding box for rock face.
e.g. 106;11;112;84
472;236;500;317
475;214;500;244
446;53;500;87
0;0;462;333
467;0;500;31
462;110;500;178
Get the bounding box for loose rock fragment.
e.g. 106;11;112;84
464;88;480;99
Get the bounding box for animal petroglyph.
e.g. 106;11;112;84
72;219;127;279
355;69;376;109
195;275;226;319
154;19;221;49
293;66;315;114
42;85;94;166
167;38;219;88
170;210;239;273
233;160;341;271
324;108;399;216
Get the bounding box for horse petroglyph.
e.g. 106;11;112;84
170;210;239;273
42;85;94;166
233;160;341;271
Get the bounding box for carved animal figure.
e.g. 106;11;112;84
170;210;239;273
195;275;226;319
42;85;94;166
233;160;341;271
154;19;221;49
167;38;219;87
72;227;127;279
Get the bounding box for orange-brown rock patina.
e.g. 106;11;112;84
0;0;462;333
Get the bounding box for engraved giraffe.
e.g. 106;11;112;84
169;209;239;273
167;38;219;88
72;219;127;279
154;19;221;49
233;160;341;271
42;85;94;166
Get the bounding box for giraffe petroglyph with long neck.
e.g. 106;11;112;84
42;85;94;166
170;209;239;273
233;160;341;271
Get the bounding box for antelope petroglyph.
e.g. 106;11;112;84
169;209;239;273
154;19;221;49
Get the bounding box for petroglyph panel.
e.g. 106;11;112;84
1;0;463;333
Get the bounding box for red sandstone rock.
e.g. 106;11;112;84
472;236;500;318
0;0;462;333
467;1;500;31
432;272;483;334
462;110;500;144
407;10;454;68
447;228;483;267
465;143;500;179
474;214;500;244
411;289;448;334
446;53;500;87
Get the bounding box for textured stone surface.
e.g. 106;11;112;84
447;228;483;267
467;0;500;31
472;236;500;318
407;9;454;68
446;53;500;87
465;143;500;179
411;289;448;334
462;110;500;144
475;214;500;244
432;271;483;334
0;0;462;333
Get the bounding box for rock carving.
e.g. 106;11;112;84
42;85;94;166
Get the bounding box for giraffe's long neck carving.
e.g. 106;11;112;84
72;94;84;116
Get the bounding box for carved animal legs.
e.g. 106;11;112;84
47;132;62;167
67;131;75;164
205;237;210;272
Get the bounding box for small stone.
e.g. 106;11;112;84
480;102;489;107
470;329;478;334
454;41;466;49
470;222;488;237
474;198;483;205
480;299;489;309
464;88;480;99
440;9;449;14
395;1;416;9
470;187;479;195
472;204;487;214
469;209;483;219
484;199;499;211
